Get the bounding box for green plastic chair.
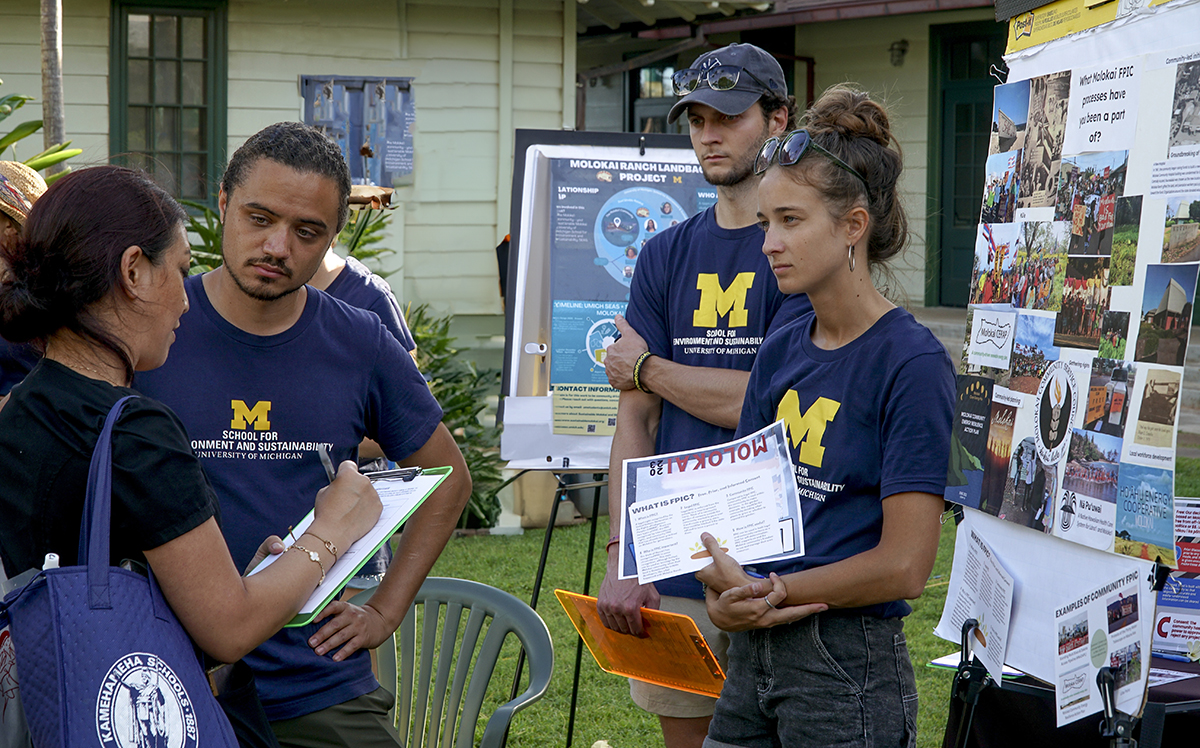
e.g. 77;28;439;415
351;577;554;748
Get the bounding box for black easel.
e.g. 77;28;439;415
946;563;1174;748
504;470;607;748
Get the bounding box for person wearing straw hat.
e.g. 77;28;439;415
0;161;48;395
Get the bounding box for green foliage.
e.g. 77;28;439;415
0;79;81;180
1109;227;1138;286
178;199;224;274
1177;457;1200;497
337;208;395;272
407;304;504;528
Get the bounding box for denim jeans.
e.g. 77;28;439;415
703;612;918;748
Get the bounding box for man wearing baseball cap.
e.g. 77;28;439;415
0;161;48;394
597;43;812;748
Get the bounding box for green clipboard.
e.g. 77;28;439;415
249;465;452;627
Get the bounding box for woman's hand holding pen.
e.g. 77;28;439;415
309;460;382;557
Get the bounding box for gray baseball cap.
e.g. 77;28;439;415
667;43;788;125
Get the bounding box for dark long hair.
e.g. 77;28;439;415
0;166;186;382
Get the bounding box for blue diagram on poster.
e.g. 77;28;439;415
549;157;709;387
551;301;626;383
593;187;687;288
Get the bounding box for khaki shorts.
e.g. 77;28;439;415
270;687;401;748
630;595;730;719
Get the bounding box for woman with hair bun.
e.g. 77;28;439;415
0;165;381;669
696;87;955;747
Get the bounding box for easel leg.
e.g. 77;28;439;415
566;480;604;748
508;479;568;722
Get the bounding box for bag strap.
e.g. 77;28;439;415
81;395;137;610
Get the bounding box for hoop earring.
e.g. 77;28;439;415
848;244;856;272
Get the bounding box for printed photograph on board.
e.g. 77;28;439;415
989;79;1031;156
1002;434;1058;533
1058;611;1089;655
1136;264;1199;365
945;376;994;510
1011;313;1061;395
1115;463;1176;565
980;400;1018;516
1162;195;1200;263
1109;195;1142;286
1134;368;1182;448
1055;151;1127;255
1019;71;1071;208
1083;358;1135;436
1170;60;1200;153
969;222;1069;310
1109;642;1142;691
982;150;1023;224
1054;256;1110;350
1106;590;1139;634
1057;428;1120;549
1099;311;1130;359
1064;430;1120;504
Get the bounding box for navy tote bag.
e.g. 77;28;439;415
0;396;237;748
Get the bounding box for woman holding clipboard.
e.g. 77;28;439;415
696;87;955;747
0;166;382;746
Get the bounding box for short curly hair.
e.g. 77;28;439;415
221;122;352;232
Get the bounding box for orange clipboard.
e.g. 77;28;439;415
555;589;725;697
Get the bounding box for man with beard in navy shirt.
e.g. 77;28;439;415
138;122;471;748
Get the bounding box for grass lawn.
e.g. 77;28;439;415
423;456;1200;745
426;517;959;747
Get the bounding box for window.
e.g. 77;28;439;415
110;1;226;204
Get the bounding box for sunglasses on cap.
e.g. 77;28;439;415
673;65;773;97
754;129;870;193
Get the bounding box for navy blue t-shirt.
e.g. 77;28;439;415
325;255;416;575
623;206;811;598
737;307;954;618
136;274;443;720
0;335;38;394
325;256;416;352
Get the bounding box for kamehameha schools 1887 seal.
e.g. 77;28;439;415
96;653;198;748
1035;360;1077;465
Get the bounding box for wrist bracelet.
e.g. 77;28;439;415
302;531;338;560
289;544;326;586
632;351;654;394
605;535;621;554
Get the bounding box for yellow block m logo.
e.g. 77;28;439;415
693;273;754;328
230;400;272;430
776;391;840;468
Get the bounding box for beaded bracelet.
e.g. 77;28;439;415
633;351;654;394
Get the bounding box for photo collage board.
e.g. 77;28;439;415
947;48;1200;569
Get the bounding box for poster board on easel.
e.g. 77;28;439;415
499;130;710;471
937;0;1200;728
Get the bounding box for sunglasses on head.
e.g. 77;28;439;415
754;129;870;192
672;65;772;97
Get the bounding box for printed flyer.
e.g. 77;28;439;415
935;527;1016;686
1052;568;1146;726
1153;576;1200;662
548;157;711;435
949;46;1200;566
617;421;804;583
